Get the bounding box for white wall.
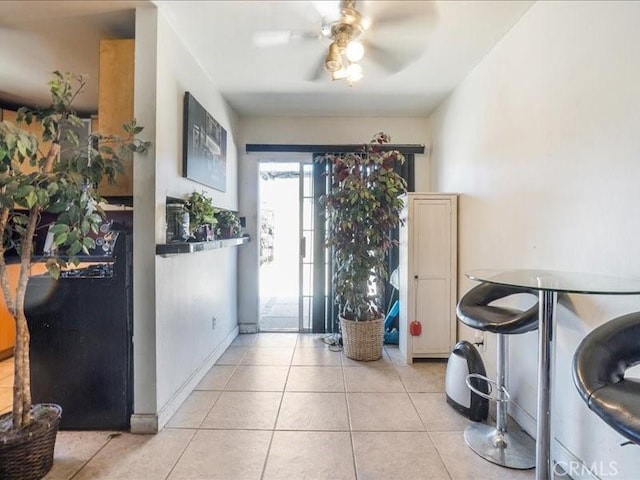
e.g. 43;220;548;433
238;117;429;332
132;4;159;431
133;6;240;431
428;1;640;477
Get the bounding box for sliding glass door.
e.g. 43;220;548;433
254;147;417;334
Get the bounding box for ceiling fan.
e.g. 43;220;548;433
253;1;431;85
318;0;367;84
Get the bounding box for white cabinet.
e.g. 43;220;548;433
398;193;457;363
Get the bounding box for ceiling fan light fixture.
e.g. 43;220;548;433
317;1;367;84
345;40;364;62
347;62;363;83
331;67;349;81
324;42;342;72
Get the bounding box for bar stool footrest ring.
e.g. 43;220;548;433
466;373;511;403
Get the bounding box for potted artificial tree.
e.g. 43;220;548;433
321;132;407;361
0;72;148;479
186;190;218;241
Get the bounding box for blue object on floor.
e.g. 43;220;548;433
384;300;400;344
384;300;399;330
384;329;399;345
384;277;400;345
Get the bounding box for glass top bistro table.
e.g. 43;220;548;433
466;269;640;480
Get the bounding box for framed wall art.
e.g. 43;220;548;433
183;92;227;192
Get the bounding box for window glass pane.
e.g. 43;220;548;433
303;263;313;296
305;231;314;263
303;165;313;196
303;198;313;230
302;296;311;331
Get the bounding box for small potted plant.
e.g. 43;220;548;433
320;132;407;361
0;72;149;478
215;209;242;239
186;190;218;241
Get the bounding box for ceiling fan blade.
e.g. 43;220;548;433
363;1;438;32
364;41;406;74
370;10;416;28
306;52;327;82
252;31;293;48
252;30;321;48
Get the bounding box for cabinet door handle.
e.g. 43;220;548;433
301;237;306;258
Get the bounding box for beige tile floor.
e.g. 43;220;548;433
0;334;537;480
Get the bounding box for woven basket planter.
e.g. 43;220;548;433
340;315;384;361
0;403;62;480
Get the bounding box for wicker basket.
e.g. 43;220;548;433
340;315;384;361
0;403;62;480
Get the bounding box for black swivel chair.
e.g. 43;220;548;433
456;282;539;469
572;312;640;444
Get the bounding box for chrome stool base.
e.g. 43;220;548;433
464;422;536;470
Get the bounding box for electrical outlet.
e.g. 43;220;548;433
211;316;216;330
473;331;486;353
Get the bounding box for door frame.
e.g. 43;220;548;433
250;144;423;334
257;158;312;332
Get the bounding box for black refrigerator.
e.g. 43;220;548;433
25;226;133;430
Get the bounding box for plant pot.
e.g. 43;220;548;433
0;403;62;480
217;227;235;239
340;315;384;361
194;224;214;242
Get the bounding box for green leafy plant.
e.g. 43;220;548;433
0;71;149;432
320;132;407;321
186;190;218;235
215;209;241;238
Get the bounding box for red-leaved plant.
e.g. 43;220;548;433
320;132;407;321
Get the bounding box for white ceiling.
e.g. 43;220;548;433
0;1;533;117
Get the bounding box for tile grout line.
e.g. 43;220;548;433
259;335;296;480
349;429;359;480
193;388;224;430
163;426;470;433
342;354;352;430
68;432;122;480
425;429;455;480
164;344;250;478
163;428;199;480
344;358;360;480
406;386;428;434
404;360;455;480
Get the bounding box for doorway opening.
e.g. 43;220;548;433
258;161;314;332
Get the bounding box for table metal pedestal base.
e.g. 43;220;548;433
464;423;536;470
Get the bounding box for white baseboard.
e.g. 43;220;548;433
239;323;258;333
509;399;536;437
553;439;600;480
509;401;599;480
130;414;158;434
129;325;239;434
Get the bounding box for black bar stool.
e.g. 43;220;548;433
572;312;640;444
456;282;538;469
